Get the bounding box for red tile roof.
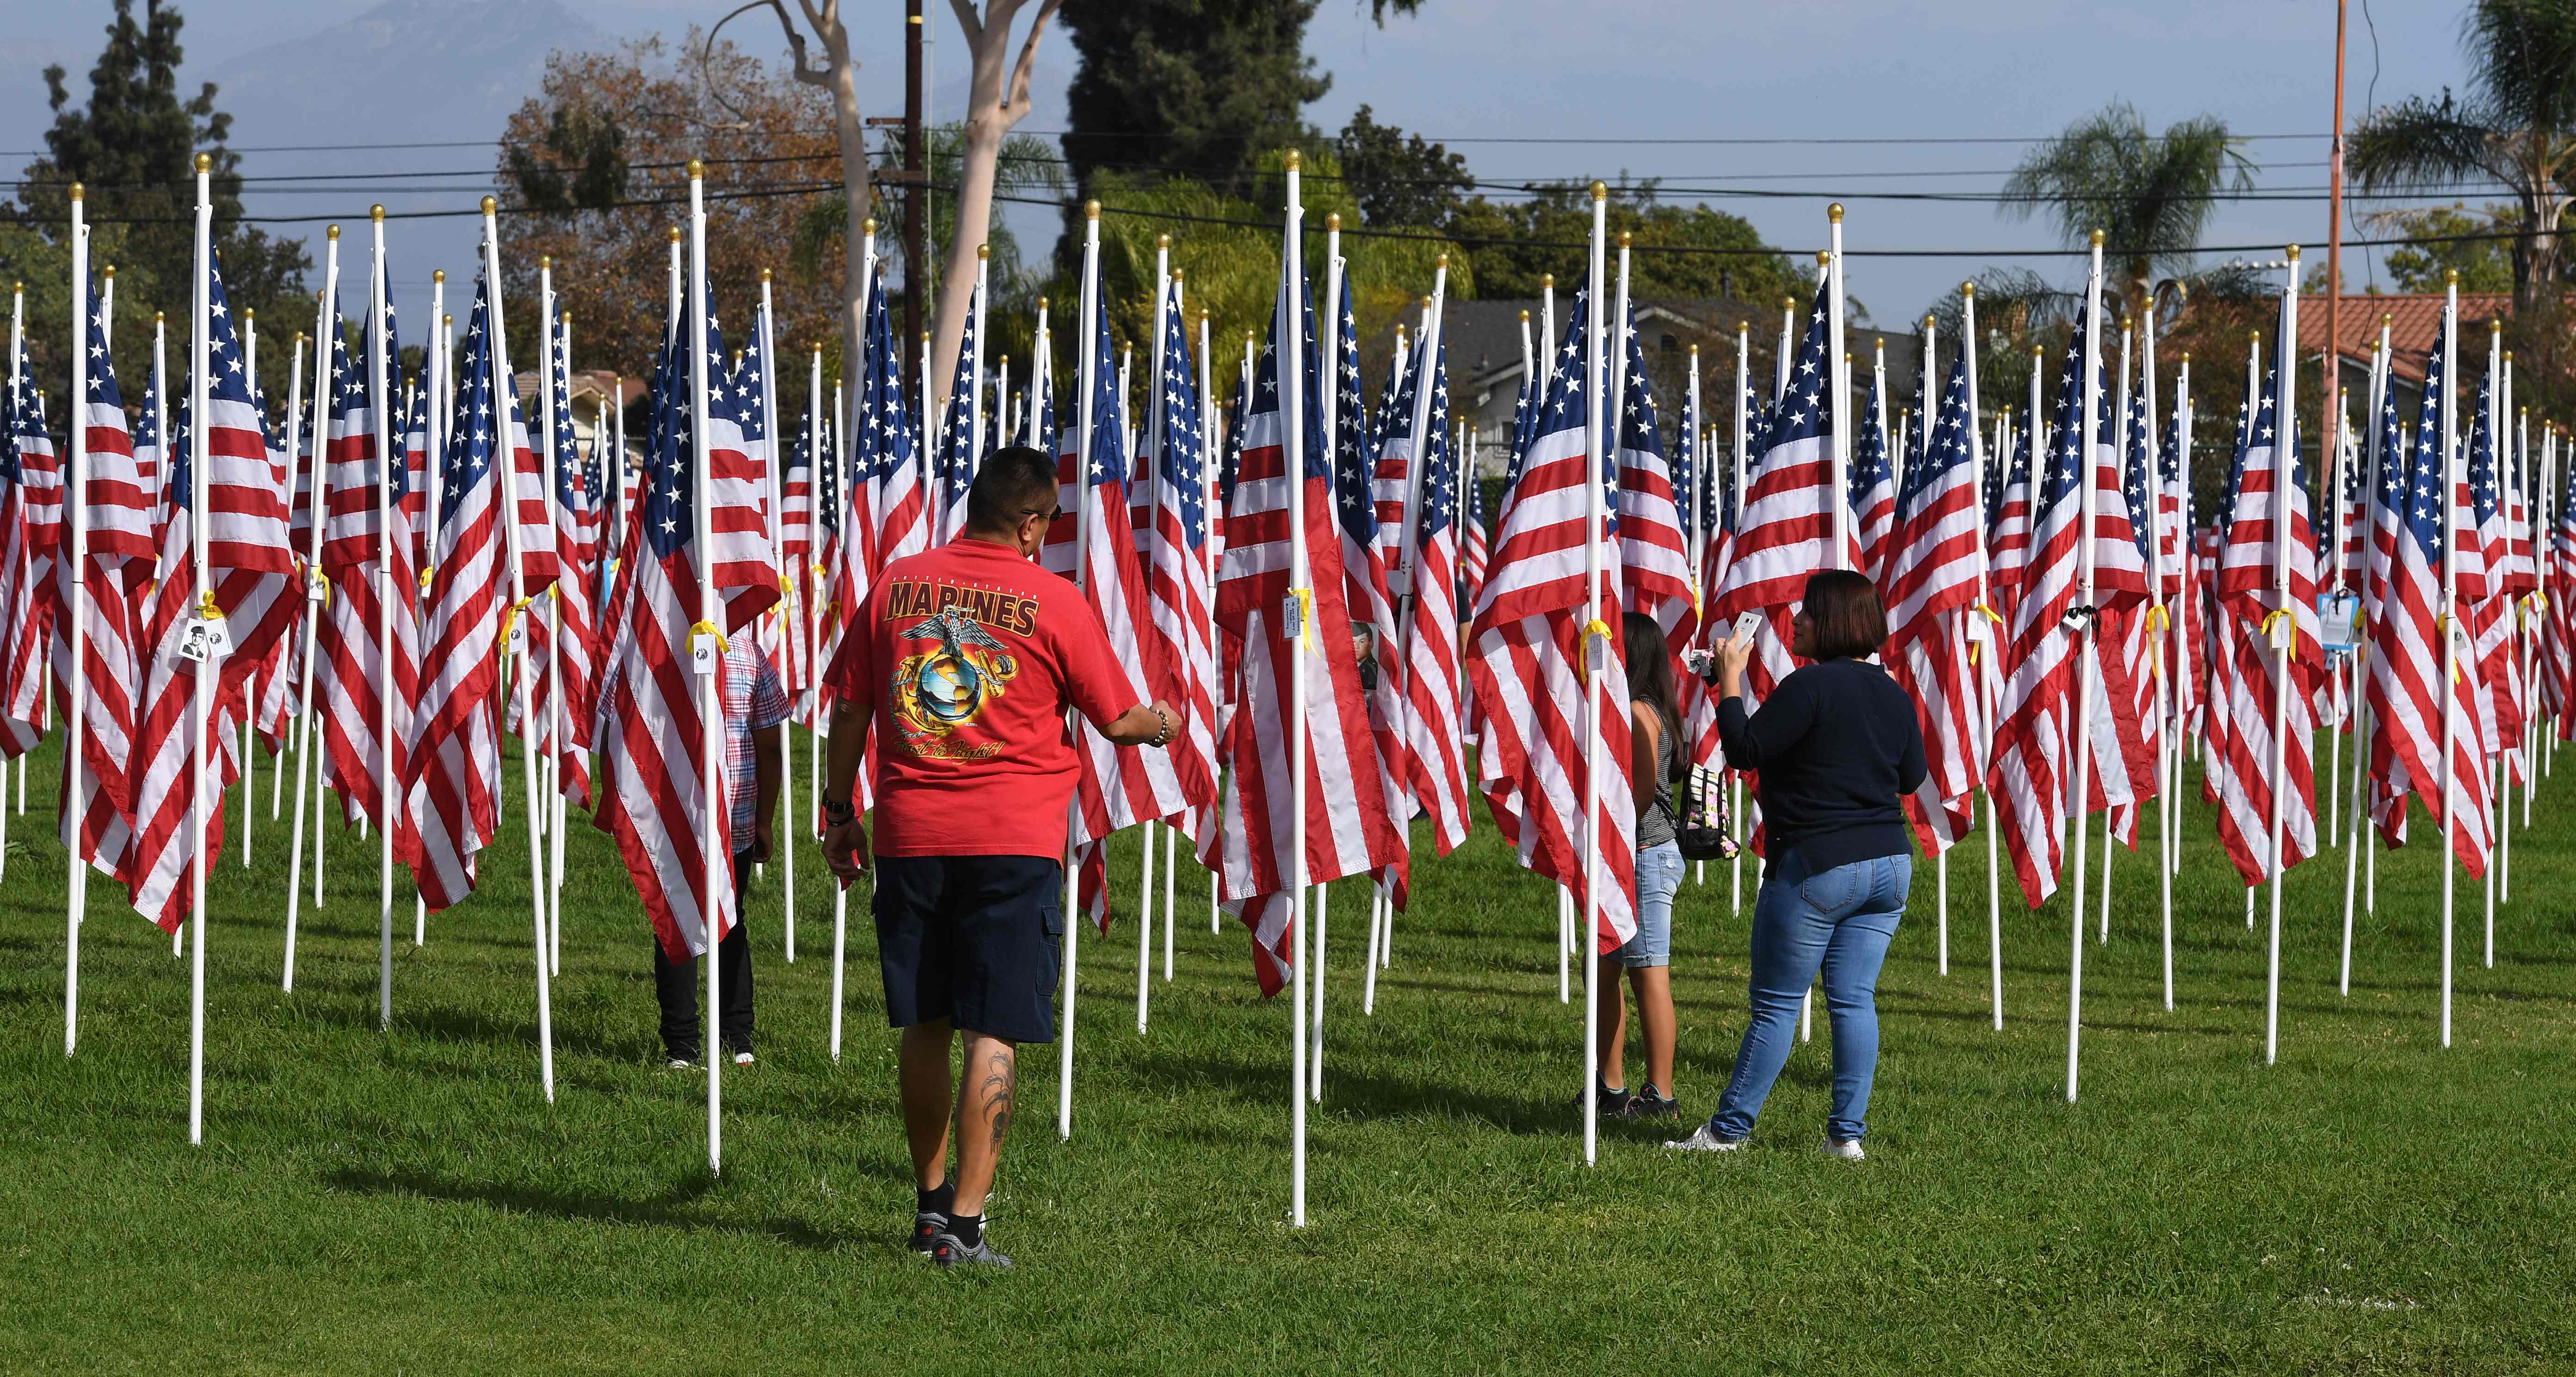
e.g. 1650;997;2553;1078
2298;293;2510;385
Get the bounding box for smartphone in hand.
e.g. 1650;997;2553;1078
1730;611;1766;646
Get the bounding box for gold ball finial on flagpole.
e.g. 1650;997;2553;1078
1542;273;1554;290
978;243;991;261
1590;180;1608;201
2033;344;2044;358
102;265;112;280
1520;310;1530;323
1618;231;1632;248
1875;337;1884;351
1284;150;1301;171
1420;295;1432;310
1961;280;1975;297
761;267;772;283
1085;199;1101;220
2494;317;2505;335
1690;342;1698;357
1925;314;1936;330
1815;250;1829;268
1246;329;1256;346
1172;267;1183;283
669;226;682;243
2383;312;2393;326
2447;268;2459;285
2121;314;2131;329
194;153;211;174
687;159;704;179
156;311;164;323
562;310;570;327
1323;214;1338;233
1828;202;1844;223
2089;228;2105;247
69;182;82;201
539;255;551;270
2286;244;2301;262
2181;352;2190;363
444;314;452;329
481;195;497;215
295;331;305;344
326;225;340;242
1738;321;1747;333
371;204;384;223
433;269;444;284
861;218;876;236
1038;296;1048;311
1157;232;1172;249
1436;252;1448;270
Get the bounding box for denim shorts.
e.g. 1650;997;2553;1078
1618;841;1684;968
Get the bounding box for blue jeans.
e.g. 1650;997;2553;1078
1618;842;1683;968
1708;848;1910;1143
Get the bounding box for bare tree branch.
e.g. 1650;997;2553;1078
947;0;987;49
1004;0;1061;123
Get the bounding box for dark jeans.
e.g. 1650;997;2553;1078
654;848;755;1059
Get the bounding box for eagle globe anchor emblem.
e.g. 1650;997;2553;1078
895;607;1019;741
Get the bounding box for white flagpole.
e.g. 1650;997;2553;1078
830;228;867;1064
1140;232;1171;1038
371;208;398;1027
1162;282;1180;989
2067;229;2104;1104
1060;213;1102;1140
2143;298;2174;1011
1733;319;1750;916
2327;386;2349;845
483;194;556;1104
2097;315;2134;947
2342;322;2389;995
185;154;216;1143
283;233;339;990
1279;160;1314;1222
1579;182;1611;1167
1207;314;1225;941
683;169;717;1159
64;189;90;1055
2263;251;2301;1067
1961;282;2004;1029
241;307;261;869
2483;328;2502;968
420;269;447;949
2440;272;2459;1048
2175;350;2194;888
753;273;780;926
538;257;565;978
552;305;575;976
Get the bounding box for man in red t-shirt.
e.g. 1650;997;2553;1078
822;445;1174;1270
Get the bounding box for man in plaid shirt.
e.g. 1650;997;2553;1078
654;637;788;1067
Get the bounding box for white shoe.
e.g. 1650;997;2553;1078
732;1051;756;1066
1663;1123;1746;1153
1821;1138;1865;1160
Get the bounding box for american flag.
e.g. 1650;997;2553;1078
2363;316;2490;872
2461;365;2521;777
2106;380;2163;846
1;349;51;749
2206;311;2322;887
858;278;927;580
528;311;596;807
1141;282;1221;837
712;298;780;628
2546;446;2576;743
1715;277;1841;624
1212;262;1404;993
1372;317;1422;578
1465;289;1638;954
777;384;817;720
1986;416;2033;623
54;286;153;857
1460;467;1489;612
1850;366;1896;586
1065;274;1195;898
1884;348;1983;852
14;347;63;611
99;256;296;928
934;283;982;546
134;366;166;546
1612;309;1697;649
2158;390;2199;738
591;293;737;964
1986;317;2146;907
1327;272;1413;900
1397;330;1474;856
408;271;511;911
312;294;421;844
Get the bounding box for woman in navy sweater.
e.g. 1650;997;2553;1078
1668;570;1926;1160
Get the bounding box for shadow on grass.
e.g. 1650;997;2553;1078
322;1165;854;1253
1127;1047;1560;1136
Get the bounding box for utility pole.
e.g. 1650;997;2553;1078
905;0;926;349
2328;0;2349;496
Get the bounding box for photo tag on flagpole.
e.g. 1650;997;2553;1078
2446;615;2475;661
2269;610;2297;650
304;573;328;604
691;631;722;676
2059;604;2098;634
174;616;233;666
2317;593;2360;650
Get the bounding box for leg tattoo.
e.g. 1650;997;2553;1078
978;1047;1017;1148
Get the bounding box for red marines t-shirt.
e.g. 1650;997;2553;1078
825;537;1138;858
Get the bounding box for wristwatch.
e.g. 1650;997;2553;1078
822;795;855;825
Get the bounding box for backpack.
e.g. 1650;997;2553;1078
1673;763;1739;862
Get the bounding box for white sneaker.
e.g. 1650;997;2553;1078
1663;1123;1746;1153
732;1051;757;1067
1821;1138;1865;1160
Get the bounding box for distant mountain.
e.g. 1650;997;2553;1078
204;0;605;148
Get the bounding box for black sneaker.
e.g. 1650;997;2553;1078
1569;1080;1632;1116
1625;1085;1683;1120
929;1231;1013;1269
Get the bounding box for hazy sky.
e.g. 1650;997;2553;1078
0;0;2502;328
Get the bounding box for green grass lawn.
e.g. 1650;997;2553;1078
2;723;2573;1374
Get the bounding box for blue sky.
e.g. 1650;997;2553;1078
0;0;2497;326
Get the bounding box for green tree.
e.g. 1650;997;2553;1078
2349;0;2576;311
1333;104;1473;230
1057;0;1331;194
2380;203;2517;293
7;0;310;387
2000;101;2253;312
1445;180;1796;304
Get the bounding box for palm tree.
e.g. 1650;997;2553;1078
2000;102;2254;311
2347;0;2576;311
